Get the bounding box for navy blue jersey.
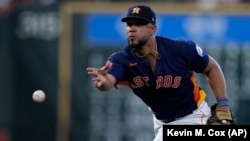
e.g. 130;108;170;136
107;36;209;120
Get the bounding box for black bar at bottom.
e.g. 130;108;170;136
163;125;250;140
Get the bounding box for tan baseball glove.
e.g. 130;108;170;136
207;103;235;125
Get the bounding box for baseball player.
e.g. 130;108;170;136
86;5;233;141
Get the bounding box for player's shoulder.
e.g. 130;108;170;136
156;36;196;47
109;45;131;60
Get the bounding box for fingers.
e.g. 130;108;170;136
92;77;103;87
86;67;98;73
96;81;103;87
87;67;108;76
87;67;103;87
101;61;112;71
86;68;99;76
93;79;100;86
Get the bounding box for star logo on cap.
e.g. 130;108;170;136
132;7;141;14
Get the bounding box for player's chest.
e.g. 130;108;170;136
129;62;189;89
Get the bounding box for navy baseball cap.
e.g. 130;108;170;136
121;5;156;25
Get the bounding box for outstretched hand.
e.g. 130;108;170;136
86;61;112;87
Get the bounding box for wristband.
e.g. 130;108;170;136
216;97;229;106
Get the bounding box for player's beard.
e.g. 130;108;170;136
128;38;147;52
129;37;160;59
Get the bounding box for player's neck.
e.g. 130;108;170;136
135;38;159;59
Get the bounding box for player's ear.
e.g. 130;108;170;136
149;24;157;35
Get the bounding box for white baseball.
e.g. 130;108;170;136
222;120;227;124
32;90;46;103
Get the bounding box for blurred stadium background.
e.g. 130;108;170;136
0;0;250;141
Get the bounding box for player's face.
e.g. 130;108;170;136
125;19;155;49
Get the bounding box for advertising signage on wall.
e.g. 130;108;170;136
83;13;250;47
